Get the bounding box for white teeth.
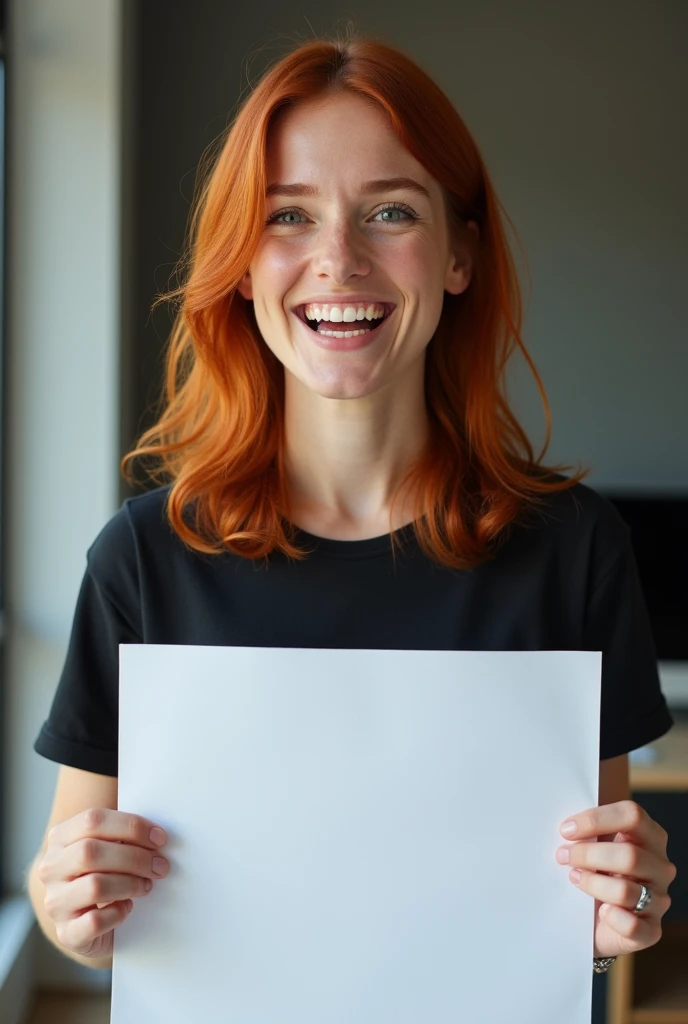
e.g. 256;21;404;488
303;302;387;322
318;328;371;338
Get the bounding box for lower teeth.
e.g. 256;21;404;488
318;327;372;338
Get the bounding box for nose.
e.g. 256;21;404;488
310;218;372;283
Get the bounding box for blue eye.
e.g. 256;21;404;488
374;204;416;222
266;208;308;225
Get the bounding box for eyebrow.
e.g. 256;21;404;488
265;176;431;201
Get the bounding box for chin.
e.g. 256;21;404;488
292;365;384;401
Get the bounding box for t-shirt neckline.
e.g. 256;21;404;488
287;520;418;559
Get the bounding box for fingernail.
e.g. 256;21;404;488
143;878;153;892
150;827;167;846
569;868;582;884
556;846;570;864
152;857;169;876
561;820;577;837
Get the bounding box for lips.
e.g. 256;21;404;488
292;302;396;332
290;305;395;351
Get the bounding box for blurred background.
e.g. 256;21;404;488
0;1;686;1022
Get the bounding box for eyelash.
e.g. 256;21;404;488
264;202;418;227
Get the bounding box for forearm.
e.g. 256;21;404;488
26;854;113;971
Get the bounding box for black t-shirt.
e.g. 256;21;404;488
34;479;674;777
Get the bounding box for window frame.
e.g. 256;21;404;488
0;0;8;894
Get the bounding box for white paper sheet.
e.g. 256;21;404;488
113;646;601;1024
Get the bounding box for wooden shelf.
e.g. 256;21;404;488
630;722;688;792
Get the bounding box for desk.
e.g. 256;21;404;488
607;721;688;1024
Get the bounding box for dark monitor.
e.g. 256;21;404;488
603;495;688;662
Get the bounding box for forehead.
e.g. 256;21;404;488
266;92;433;192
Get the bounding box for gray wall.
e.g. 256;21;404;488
123;0;687;498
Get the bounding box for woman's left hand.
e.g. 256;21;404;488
556;799;677;958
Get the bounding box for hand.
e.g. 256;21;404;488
556;800;677;958
37;807;170;960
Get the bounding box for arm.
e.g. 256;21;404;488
26;764;118;970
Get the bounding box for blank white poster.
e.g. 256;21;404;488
112;646;601;1024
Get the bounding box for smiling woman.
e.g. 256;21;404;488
31;30;675;980
235;91;480;406
119;32;585;563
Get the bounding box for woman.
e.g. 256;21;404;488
29;34;676;979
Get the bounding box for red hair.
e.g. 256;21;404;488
121;32;588;570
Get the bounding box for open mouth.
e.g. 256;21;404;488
292;303;396;335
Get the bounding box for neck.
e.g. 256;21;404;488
282;363;429;537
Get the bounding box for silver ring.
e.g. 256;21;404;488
633;884;652;914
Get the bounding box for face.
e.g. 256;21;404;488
237;91;476;400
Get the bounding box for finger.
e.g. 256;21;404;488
597;902;662;948
49;808;167;852
558;840;668;884
560;801;667;855
45;873;154;922
570;869;671;917
59;838;170;883
56;900;133;956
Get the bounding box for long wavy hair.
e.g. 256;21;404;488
121;31;588;569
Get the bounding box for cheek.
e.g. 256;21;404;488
254;242;303;282
249;248;301;323
379;234;444;285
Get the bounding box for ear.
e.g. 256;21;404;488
236;269;253;302
444;220;479;296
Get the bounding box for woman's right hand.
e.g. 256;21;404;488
36;807;170;960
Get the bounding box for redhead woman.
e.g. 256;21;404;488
28;34;676;980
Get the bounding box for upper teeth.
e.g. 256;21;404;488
303;303;387;323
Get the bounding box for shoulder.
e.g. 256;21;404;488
122;482;176;541
508;474;632;590
523;475;629;553
86;484;175;586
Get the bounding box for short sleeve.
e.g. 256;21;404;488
584;521;674;760
33;508;142;777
